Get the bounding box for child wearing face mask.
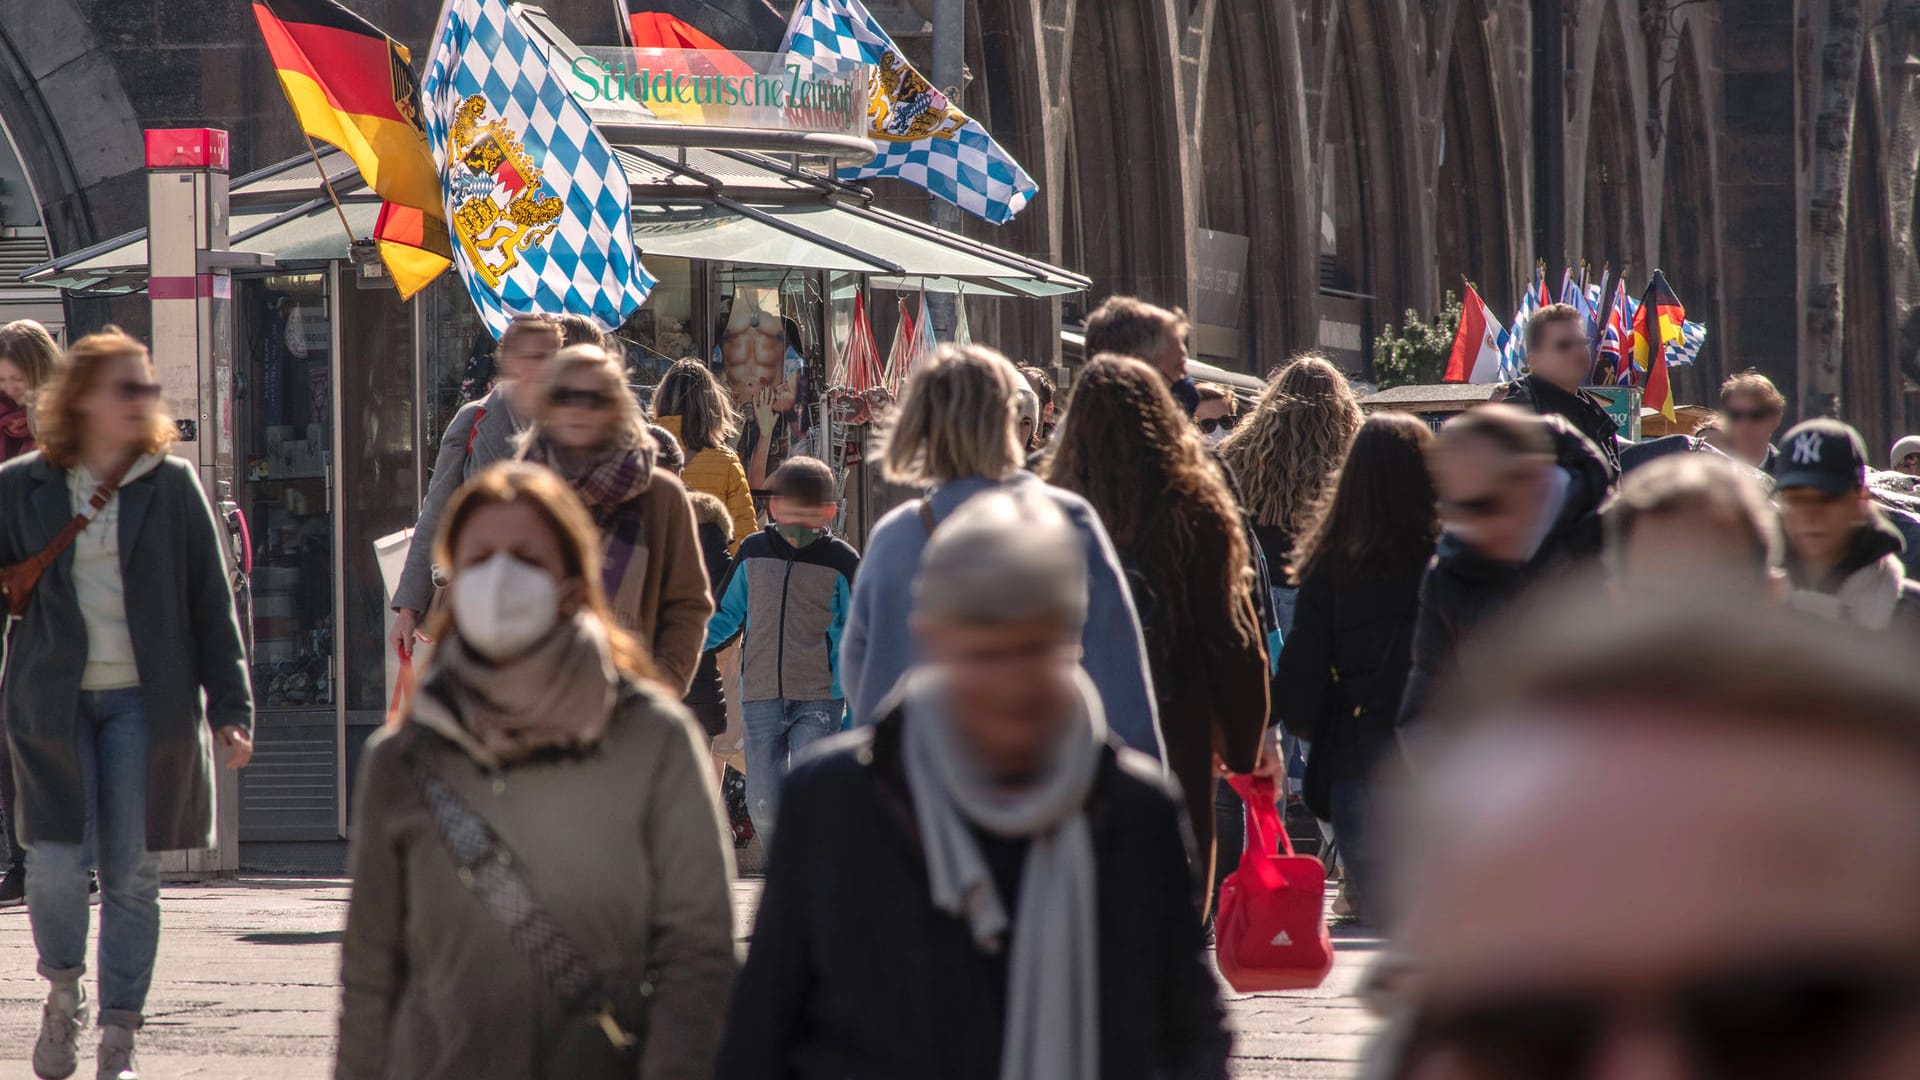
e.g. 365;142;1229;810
703;456;859;853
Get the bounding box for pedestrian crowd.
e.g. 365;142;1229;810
2;300;1920;1079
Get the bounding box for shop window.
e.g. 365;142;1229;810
714;265;826;491
238;272;334;711
614;256;703;393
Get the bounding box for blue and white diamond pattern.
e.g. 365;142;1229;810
783;0;1038;225
423;0;652;338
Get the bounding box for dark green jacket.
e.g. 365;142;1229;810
0;453;253;851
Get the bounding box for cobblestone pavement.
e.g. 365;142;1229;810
0;878;1381;1078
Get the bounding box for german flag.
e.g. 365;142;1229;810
1630;270;1686;421
373;203;451;301
252;0;450;296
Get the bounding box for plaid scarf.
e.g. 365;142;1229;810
522;437;654;597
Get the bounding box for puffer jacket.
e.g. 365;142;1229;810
653;415;758;555
1784;507;1920;633
337;677;737;1080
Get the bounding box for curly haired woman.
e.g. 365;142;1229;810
1047;354;1270;907
1216;354;1363;634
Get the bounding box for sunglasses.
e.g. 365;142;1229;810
115;381;162;403
1401;962;1920;1080
548;386;615;411
1726;409;1779;424
1198;413;1239;435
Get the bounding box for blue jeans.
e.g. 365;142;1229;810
742;698;842;853
1329;779;1378;925
26;688;162;1028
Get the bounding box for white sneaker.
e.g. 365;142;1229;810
96;1024;138;1080
32;980;87;1079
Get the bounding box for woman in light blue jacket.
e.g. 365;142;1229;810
839;345;1164;760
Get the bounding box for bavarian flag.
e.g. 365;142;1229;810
251;0;452;297
1630;270;1686;421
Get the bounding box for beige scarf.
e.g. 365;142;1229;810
410;614;621;767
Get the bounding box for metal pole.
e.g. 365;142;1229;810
927;0;965;338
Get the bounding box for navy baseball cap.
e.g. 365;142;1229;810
1771;418;1869;494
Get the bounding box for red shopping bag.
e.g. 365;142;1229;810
1215;774;1334;991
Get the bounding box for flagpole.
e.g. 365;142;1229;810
300;132;359;245
610;0;633;46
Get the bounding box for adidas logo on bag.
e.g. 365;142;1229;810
1270;930;1293;948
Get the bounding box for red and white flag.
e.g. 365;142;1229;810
1444;283;1507;384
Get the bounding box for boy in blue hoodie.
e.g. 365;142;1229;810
705;457;859;851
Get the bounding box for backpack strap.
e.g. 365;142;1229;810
917;498;939;537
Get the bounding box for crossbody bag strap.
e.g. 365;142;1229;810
402;741;638;1051
2;461;135;619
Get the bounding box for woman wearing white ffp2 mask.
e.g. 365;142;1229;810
338;463;736;1080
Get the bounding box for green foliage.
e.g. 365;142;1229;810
1373;290;1464;390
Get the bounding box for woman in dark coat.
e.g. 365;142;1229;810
1047;355;1270;910
717;490;1229;1080
1272;412;1439;926
0;329;254;1078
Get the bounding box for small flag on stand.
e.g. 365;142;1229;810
1598;280;1629;385
1630;271;1686;421
1443;282;1509;384
1671;321;1707;368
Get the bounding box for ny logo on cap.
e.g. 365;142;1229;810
1792;432;1824;466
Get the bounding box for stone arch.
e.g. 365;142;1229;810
1434;1;1513;310
1579;15;1647;279
1317;1;1411;375
1060;1;1191;311
1196;1;1311;373
1844;60;1897;453
1657;29;1723;406
0;1;145;252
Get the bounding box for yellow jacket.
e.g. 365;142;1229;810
654;414;759;554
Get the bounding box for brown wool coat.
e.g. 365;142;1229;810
600;467;714;696
336;680;737;1080
1128;521;1270;909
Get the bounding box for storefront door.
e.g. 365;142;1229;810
235;271;339;841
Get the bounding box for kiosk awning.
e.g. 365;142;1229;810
26;198;380;294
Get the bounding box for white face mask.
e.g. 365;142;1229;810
1204;426;1229;447
451;552;561;661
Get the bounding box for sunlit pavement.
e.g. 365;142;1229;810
0;878;1380;1078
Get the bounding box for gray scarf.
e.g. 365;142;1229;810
901;668;1106;1080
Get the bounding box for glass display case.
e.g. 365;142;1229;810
238;272;335;711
